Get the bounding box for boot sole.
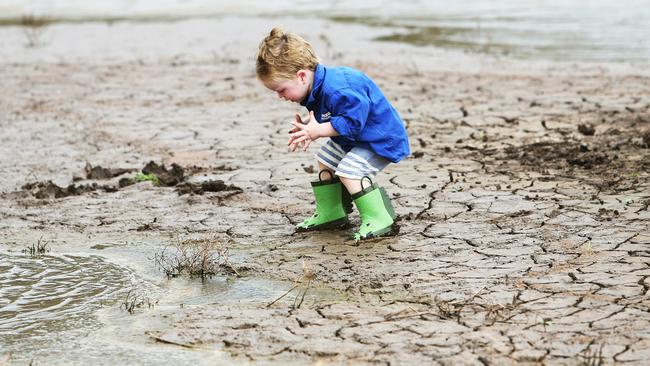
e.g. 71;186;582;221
356;223;400;240
296;218;350;232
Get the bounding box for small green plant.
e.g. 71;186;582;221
135;173;161;185
477;130;488;142
537;317;552;332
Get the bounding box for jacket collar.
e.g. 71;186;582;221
301;63;324;109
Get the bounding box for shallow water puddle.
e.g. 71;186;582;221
0;250;342;364
0;253;133;336
158;276;344;309
0;252;136;363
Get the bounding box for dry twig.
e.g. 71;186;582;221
267;260;315;309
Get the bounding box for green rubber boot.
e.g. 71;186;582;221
296;175;352;231
352;183;396;241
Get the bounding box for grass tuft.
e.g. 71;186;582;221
152;237;239;279
120;289;156;314
22;236;49;257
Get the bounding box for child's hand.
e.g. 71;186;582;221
287;113;303;139
287;113;306;150
288;111;320;152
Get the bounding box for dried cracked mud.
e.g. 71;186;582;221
1;18;649;365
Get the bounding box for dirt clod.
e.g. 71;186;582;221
85;162;134;180
21;180;117;199
578;123;595;135
175;180;242;195
643;131;650;147
142;161;185;186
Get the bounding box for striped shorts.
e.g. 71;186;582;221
316;139;390;180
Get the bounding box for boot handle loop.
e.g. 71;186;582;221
318;169;335;182
360;175;374;191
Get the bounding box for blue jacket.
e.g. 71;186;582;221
301;64;410;163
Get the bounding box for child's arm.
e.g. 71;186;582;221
327;90;370;139
288;111;338;152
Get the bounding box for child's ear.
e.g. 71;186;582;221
297;70;307;83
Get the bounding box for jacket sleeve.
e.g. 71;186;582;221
328;89;370;140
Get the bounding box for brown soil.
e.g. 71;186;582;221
1;17;649;365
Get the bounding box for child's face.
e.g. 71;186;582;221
262;71;311;104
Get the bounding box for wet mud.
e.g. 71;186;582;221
499;121;650;191
1;17;649;365
19;180;119;199
83;162;135;180
12;161;242;201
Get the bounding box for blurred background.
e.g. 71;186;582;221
1;0;649;62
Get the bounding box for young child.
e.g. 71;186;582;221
255;27;410;240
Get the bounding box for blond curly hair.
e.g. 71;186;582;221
256;27;320;82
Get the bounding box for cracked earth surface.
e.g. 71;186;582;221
1;17;649;365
